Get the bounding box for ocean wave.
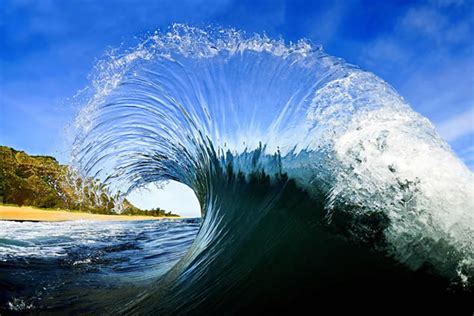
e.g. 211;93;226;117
71;24;474;313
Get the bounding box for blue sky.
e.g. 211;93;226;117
1;0;473;215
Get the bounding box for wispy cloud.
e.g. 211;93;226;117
363;37;410;66
399;6;447;39
435;107;474;142
398;3;471;46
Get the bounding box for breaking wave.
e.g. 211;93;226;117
71;25;473;313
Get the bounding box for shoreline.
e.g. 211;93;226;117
0;205;181;222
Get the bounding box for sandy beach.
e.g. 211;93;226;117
0;205;178;222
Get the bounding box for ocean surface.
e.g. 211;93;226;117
0;219;200;314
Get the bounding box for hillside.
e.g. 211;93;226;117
0;146;178;217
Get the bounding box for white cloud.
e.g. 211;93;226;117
363;37;410;66
458;145;474;162
397;3;471;45
362;1;471;69
435;107;474;141
399;6;447;38
307;3;346;45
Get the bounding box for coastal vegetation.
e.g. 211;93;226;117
0;146;179;217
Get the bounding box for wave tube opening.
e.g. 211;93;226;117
127;181;201;218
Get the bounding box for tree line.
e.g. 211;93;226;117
0;146;179;217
